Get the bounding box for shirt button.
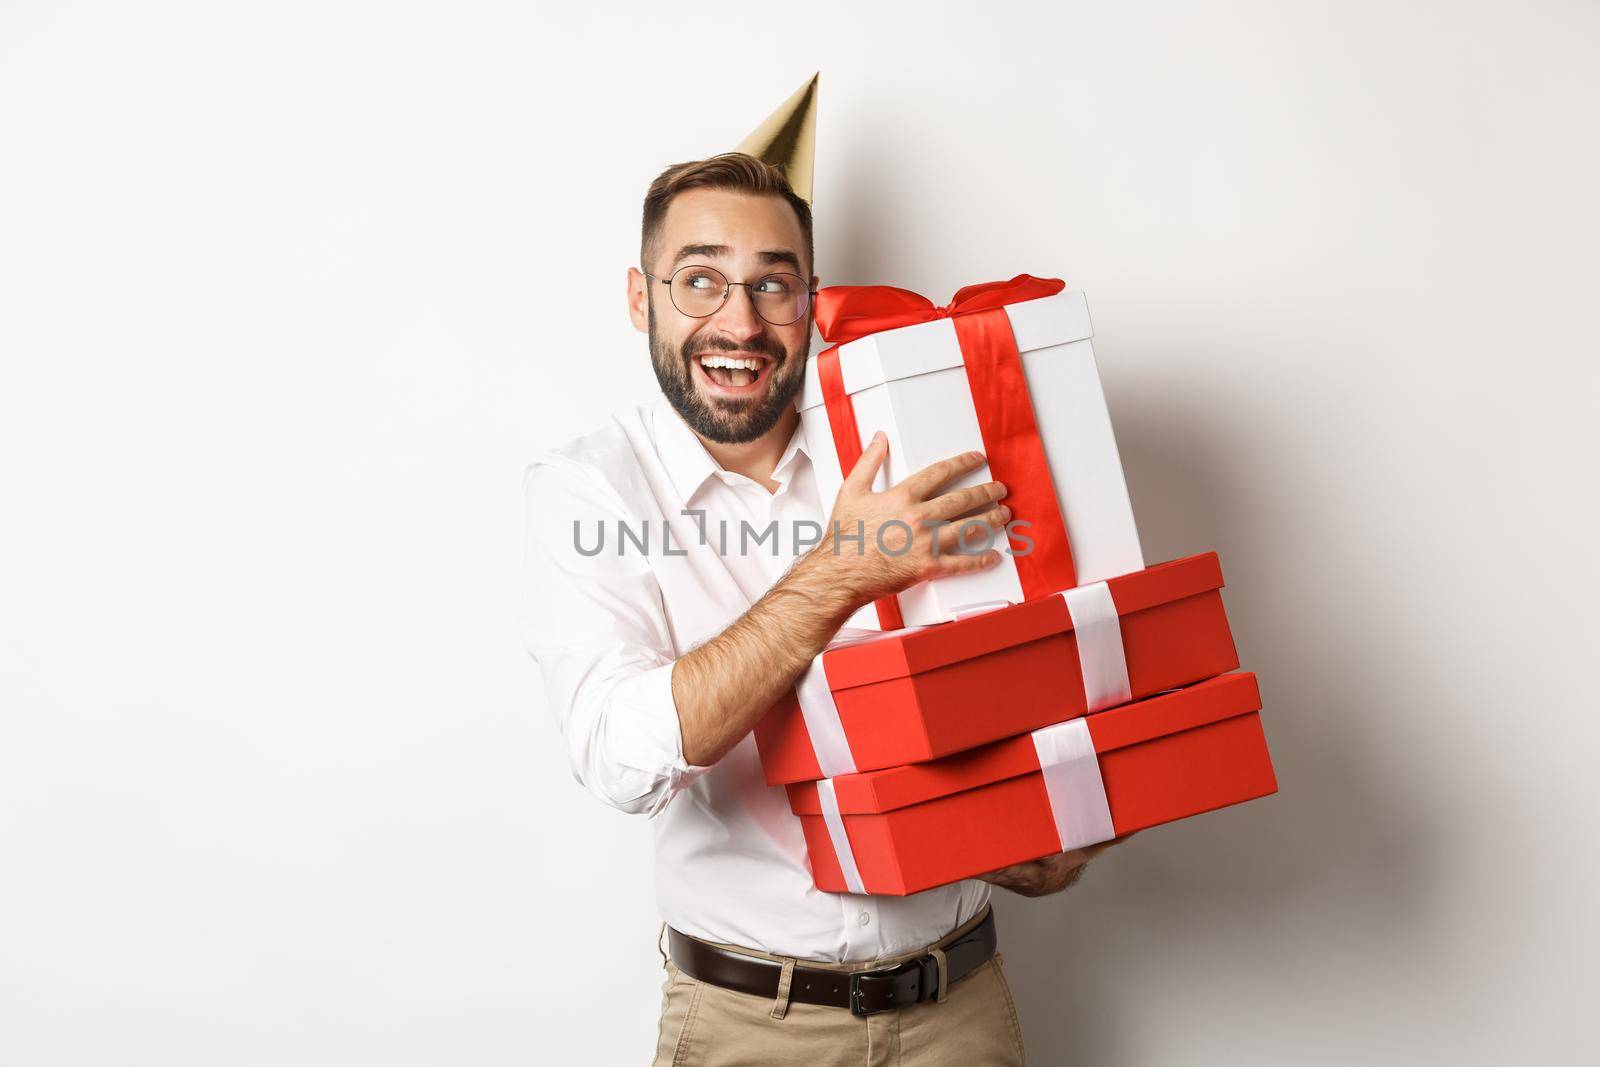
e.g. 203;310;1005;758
857;911;871;927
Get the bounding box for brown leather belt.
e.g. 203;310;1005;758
666;907;997;1017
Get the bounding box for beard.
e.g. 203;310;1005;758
648;298;809;445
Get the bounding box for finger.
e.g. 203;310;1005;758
975;505;1011;530
930;548;1002;578
901;450;987;501
841;432;888;495
923;481;1008;522
934;510;1010;553
979;859;1038;881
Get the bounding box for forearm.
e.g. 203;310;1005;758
670;439;1007;769
671;548;860;767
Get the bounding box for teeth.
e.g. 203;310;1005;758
699;355;762;371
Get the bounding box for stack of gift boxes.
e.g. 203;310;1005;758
752;275;1278;896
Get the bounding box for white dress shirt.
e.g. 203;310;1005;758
521;394;989;963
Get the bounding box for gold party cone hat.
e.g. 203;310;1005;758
734;73;818;203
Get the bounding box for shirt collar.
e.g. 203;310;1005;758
651;395;810;506
770;419;808;486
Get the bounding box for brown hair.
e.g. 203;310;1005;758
640;152;814;276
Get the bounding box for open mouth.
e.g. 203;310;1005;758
692;352;774;397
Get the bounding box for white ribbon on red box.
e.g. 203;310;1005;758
815;778;866;895
1029;717;1116;852
792;581;1133;777
1057;581;1133;712
794;651;857;778
1034;581;1123;852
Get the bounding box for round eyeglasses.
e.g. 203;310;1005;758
642;264;816;327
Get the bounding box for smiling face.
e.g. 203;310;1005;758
630;187;815;446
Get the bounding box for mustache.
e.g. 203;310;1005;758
680;333;790;365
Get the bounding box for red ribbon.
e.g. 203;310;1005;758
813;274;1076;629
815;350;906;631
814;273;1067;346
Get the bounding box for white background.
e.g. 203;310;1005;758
3;2;1597;1063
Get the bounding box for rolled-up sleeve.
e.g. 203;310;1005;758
520;456;709;817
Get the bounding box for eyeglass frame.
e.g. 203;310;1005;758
640;263;818;326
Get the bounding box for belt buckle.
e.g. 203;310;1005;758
848;956;932;1017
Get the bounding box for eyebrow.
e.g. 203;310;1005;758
670;243;805;274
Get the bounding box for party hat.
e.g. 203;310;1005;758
734;73;818;203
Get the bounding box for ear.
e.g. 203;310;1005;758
627;267;650;333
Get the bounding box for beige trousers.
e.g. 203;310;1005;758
650;909;1026;1066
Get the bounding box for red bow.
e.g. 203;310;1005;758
815;274;1067;346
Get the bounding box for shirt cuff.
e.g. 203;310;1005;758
608;661;713;819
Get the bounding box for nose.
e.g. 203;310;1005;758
706;282;768;343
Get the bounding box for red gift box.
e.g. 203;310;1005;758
787;672;1277;896
754;552;1239;786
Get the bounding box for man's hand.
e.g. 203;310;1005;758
979;834;1138;897
813;431;1011;605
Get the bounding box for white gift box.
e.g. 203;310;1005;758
798;289;1144;629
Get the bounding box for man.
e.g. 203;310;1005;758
521;150;1118;1064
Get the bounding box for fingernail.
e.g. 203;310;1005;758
993;482;1007;497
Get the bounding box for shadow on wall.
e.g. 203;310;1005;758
991;375;1451;1062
